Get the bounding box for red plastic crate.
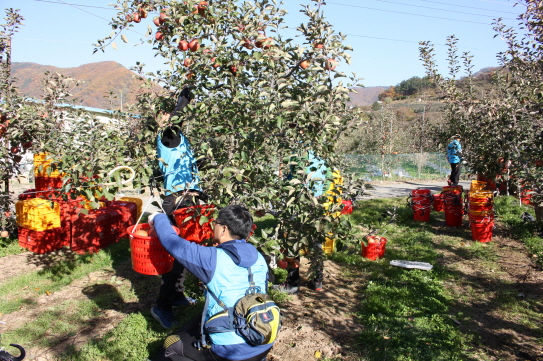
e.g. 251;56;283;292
71;209;122;254
18;189;37;200
57;197;88;247
18;226;67;254
35;177;64;199
103;201;137;238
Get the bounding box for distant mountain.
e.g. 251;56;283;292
11;61;141;110
348;86;388;107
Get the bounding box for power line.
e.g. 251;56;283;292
419;0;521;15
343;33;500;52
31;0;147;37
367;0;517;21
32;0;113;10
326;1;500;25
52;0;114;22
281;26;500;52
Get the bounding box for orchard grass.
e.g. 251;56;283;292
0;240;133;314
329;196;541;361
494;195;543;267
0;235;25;257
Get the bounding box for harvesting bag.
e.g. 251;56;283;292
202;267;281;347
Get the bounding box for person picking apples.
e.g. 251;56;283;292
150;87;208;329
149;205;275;361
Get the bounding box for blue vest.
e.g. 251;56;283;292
157;133;201;194
307;151;327;197
447;140;462;164
205;248;269;346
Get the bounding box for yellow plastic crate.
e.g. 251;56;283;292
16;198;61;231
119;196;143;219
323;237;335;254
79;195;105;210
33;153;62;178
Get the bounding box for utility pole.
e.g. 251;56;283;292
119;90;124;112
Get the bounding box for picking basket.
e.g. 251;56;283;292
470;180;487;193
469;214;495;242
33;153;62;178
128;223;179;275
361;236;387;261
432;193;444;212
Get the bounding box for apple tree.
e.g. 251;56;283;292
0;8;26;235
95;0;365;272
419;1;543;220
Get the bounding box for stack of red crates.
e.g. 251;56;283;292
17;154;140;254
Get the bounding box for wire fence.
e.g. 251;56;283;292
345;152;450;181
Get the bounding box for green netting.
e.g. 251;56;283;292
345;153;450;181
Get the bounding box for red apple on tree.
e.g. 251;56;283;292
155;31;164;40
255;35;266;48
133;13;141;23
229;65;238;76
242;40;254;50
153;17;164;26
178;40;189;51
300;60;310;69
261;37;273;49
188;39;200;52
138;7;148;18
325;58;338;70
197;1;208;15
184;58;194;67
313;43;324;49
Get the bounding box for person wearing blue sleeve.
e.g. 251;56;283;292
447;134;463;186
150;205;273;361
151;88;204;329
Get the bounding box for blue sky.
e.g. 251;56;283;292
3;0;525;87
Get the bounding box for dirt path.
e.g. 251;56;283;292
268;259;363;361
361;179;471;199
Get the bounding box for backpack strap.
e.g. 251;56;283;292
199;289;212;349
246;267;261;295
200;283;232;348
